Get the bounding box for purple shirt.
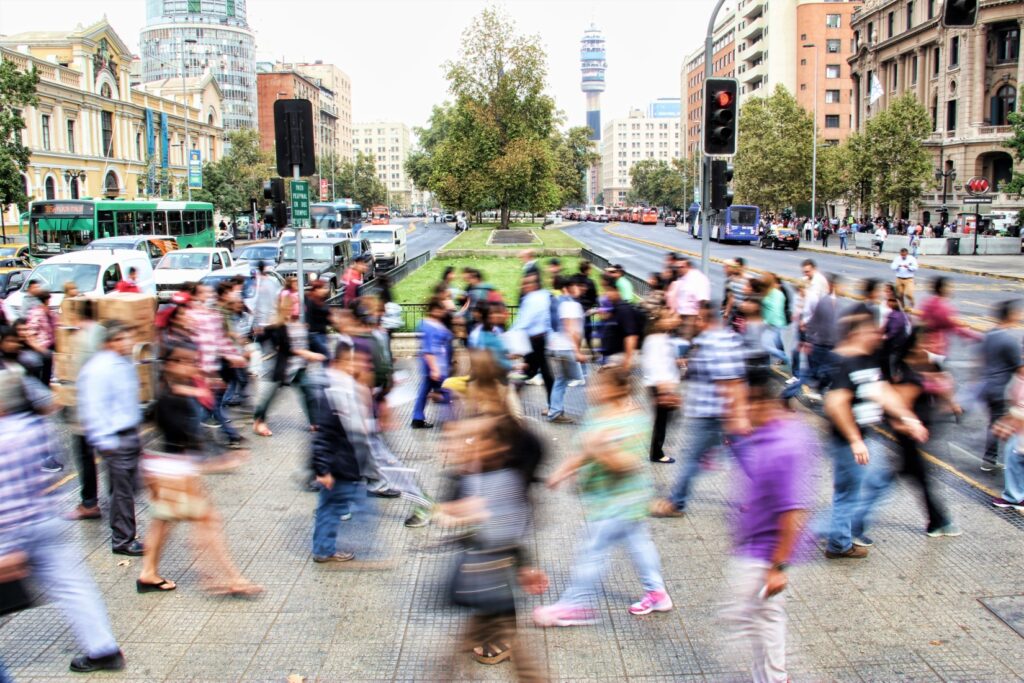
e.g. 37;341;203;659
731;417;816;563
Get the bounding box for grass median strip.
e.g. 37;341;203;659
439;227;583;252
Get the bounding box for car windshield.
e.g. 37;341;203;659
281;244;333;261
158;252;210;270
26;263;100;293
86;241;134;251
360;230;394;243
0;247;22;258
238;246;278;260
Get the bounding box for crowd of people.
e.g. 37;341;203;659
1;240;1022;682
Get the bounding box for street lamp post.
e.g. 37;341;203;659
803;43;819;226
181;37;197;201
935;165;956;228
63;169;86;199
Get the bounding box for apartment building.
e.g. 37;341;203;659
352;122;415;210
601;107;681;206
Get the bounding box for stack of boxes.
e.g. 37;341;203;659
52;293;159;406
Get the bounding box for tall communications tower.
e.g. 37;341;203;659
580;24;606;204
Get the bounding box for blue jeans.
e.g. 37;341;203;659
412;359;448;422
670;416;726;510
1003;435;1024;504
761;327;788;368
13;516;120;658
558;517;665;608
312;480;364;558
548;350;582;419
806;344;836;392
825;435;893;553
204;388;240;441
839;234;848;250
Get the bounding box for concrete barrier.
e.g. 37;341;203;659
853;233;961;255
974;237;1022;255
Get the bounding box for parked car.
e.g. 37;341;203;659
234;243;281;266
442;213;455;222
275;238;352;296
0;243;32;267
759;227;801;250
86;235;178;266
346;237;377;278
153;247;235;301
663;214;678;227
0;267;31;300
3;249;157;321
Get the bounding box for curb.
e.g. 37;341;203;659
797;242;1024;282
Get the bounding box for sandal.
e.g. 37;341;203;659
650;499;684;518
207;581;264;598
253;422;273;437
473;641;512;665
136;578;177;593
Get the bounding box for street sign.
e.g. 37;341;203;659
291;180;310;226
320;178;328;199
188;149;202;189
966;176;990;195
962;196;993;204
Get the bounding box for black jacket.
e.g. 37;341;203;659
309;391;362;482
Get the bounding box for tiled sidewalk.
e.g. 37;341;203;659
3;365;1024;682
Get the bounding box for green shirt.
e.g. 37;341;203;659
762;288;787;329
616;277;636;304
577;407;652;521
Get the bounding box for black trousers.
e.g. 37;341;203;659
984;398;1007;465
98;430;142;550
649;387;677;460
896;430;950;531
524;334;554;403
75;434;98;508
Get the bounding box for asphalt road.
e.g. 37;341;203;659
567;220;1018;498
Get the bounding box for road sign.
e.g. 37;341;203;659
320;178;328;199
966;176;990;195
188;149;202;189
291;180;310;226
962;196;993;204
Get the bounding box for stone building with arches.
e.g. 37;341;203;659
848;0;1022;224
0;19;223;227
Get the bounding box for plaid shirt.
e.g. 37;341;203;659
0;413;59;555
188;305;237;375
683;327;746;419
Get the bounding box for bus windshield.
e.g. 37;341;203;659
730;208;758;226
28;263;99;293
30;216;94;254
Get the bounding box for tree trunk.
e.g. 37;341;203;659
499;205;510;229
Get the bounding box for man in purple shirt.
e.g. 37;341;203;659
722;357;814;683
411;298;452;429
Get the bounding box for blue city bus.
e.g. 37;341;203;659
709;205;760;243
310;200;363;234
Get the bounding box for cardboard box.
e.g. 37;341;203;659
53;352;75;382
97;293;156;327
130;324;157;345
53;382;76;408
137;364;154;403
58;296;97;326
55;326;79;354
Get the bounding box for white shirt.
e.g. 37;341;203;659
671;268;711;316
641;333;680;387
801;271;830;325
890;254;918;279
548;298;584;352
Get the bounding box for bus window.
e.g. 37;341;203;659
200;210;212;233
136;211;153;234
183;211;196;234
152;211;167;234
168;211;183;236
115;211;136;237
98;210;114;238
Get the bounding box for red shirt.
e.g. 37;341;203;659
115;280;141;293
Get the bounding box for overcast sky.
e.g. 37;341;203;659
1;0;727;136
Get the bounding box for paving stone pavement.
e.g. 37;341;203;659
3;360;1024;682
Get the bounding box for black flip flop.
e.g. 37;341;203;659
136;578;177;593
651;456;676;464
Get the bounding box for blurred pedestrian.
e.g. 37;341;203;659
642;308;680;463
115;266;141;293
666;255;711;340
980;301;1022;471
572;261;599;353
64;300;106;520
511;273;554;409
24;288;55;385
546;276;585;424
890;248;918;309
919;277;982;361
598;274;640;369
78;321;145;556
411;298;453;429
534;364;672;626
992;364;1024;510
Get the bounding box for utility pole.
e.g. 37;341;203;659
181;37;197;201
700;0;730;276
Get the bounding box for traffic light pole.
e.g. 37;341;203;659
294;163;305;323
701;0;729;276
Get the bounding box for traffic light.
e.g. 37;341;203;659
942;0;977;27
263;178;284;202
710;159;734;210
703;78;739;156
262;178;287;228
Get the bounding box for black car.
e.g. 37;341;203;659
663;214;677;227
759;227;801;250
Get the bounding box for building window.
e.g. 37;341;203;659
911;55;919;84
45;176;55;199
868;22;876;43
801;58;807;66
927;0;936;18
891;63;898;88
136;132;142;160
187;0;201;12
887;12;895;38
826;64;840;79
906;2;914;29
933;47;940;75
801;83;808;91
40;114;51;150
992;24;1020;64
946;99;957;130
101;111;114;158
826;14;841;28
949;36;959;66
826;39;841;53
66;119;75;153
226;0;235;16
991;84;1017;125
825;115;841;128
825;89;841;103
800;34;807;41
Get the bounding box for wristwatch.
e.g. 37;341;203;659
771;562;789;572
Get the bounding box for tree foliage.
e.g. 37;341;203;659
734;86;813;211
858;94;933;215
628;159;687;209
318;151;388;207
407;6;567;227
192;129;272;217
1004;86;1024;197
0;58;39;213
550;126;599;207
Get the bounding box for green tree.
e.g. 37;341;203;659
0;58;39;222
551;126;599;207
671;156;698;209
192;129;273;217
319;151;388;208
734;86;814;212
1003;86;1024;196
628;159;686;209
861;93;932;216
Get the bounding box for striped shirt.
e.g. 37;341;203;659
683;327;747;419
0;413;59;555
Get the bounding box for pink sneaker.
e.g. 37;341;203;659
628;590;674;615
532;603;598;627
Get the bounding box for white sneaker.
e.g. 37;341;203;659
525;375;544;386
568;379;585;387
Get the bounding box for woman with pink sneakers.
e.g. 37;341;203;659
533;365;673;627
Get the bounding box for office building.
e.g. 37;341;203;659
255;69;323;157
600;108;681;206
288;61;353;162
352;122;415;210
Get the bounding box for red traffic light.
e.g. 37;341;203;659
714;90;734;108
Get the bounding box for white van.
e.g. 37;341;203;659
3;249;156;320
359;224;408;269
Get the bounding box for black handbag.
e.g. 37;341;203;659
449;545;517;613
0;577;34;617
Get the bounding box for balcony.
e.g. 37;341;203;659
743;1;764;20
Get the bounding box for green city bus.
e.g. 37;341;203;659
28;199;216;259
